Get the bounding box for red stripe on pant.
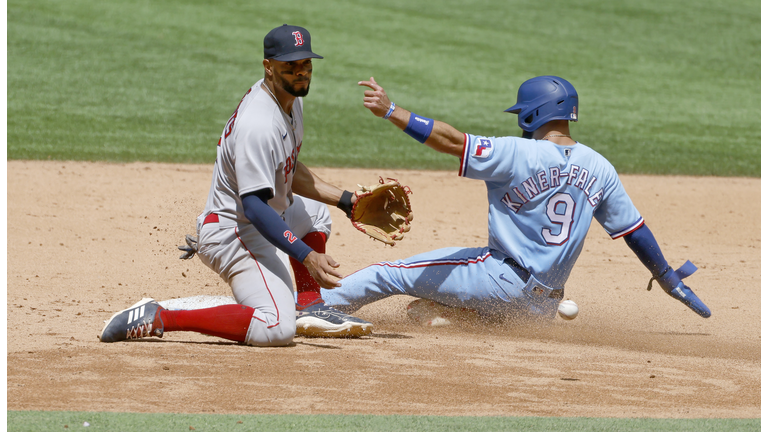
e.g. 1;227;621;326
235;226;280;328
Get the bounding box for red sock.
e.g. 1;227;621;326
291;231;327;309
158;305;253;342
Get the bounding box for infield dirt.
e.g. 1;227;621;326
7;161;760;418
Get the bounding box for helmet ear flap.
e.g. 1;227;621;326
524;114;534;125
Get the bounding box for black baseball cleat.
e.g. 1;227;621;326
295;302;373;338
99;298;165;342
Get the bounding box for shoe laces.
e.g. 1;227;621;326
126;322;156;340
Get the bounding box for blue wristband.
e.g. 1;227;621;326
403;113;434;143
383;102;396;119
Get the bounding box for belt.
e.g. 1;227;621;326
504;257;531;283
203;213;219;225
504;257;564;299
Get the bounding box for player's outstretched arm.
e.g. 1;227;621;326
358;77;465;157
624;224;711;318
292;161;346;205
293;161;357;219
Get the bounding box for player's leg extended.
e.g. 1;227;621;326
98;227;253;344
322;247;510;315
282;196;332;308
99;224;294;346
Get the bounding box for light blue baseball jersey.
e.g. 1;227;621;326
321;132;645;319
460;134;643;288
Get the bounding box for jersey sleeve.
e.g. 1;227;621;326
233;114;283;198
459;134;518;182
592;164;644;239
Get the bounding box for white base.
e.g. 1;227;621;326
158;295;236;310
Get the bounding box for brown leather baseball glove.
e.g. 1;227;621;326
351;177;413;245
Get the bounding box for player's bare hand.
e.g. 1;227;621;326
358;77;392;117
302;250;343;289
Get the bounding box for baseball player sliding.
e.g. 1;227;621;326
320;76;711;324
99;25;390;346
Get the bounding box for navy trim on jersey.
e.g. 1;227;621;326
372;251;492;270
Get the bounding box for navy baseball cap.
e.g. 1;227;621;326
263;24;323;61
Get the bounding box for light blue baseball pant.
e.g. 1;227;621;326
321;247;561;320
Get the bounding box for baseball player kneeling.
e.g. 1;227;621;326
99;25;384;346
319;75;711;325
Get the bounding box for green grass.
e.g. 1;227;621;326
7;0;760;176
7;411;761;432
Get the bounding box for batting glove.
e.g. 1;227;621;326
648;261;711;318
178;234;198;260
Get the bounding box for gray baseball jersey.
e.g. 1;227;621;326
199;78;304;230
194;79;332;346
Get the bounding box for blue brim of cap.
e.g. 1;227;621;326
269;51;324;61
504;104;524;113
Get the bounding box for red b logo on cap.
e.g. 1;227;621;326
292;31;304;47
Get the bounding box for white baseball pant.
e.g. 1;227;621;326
196;196;331;346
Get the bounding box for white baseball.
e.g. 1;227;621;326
557;300;579;320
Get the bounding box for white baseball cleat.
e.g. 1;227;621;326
295;302;373;338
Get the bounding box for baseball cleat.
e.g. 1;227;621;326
99;298;165;342
406;298;478;327
295;302;373;338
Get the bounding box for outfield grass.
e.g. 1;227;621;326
7;0;760;176
7;411;761;432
